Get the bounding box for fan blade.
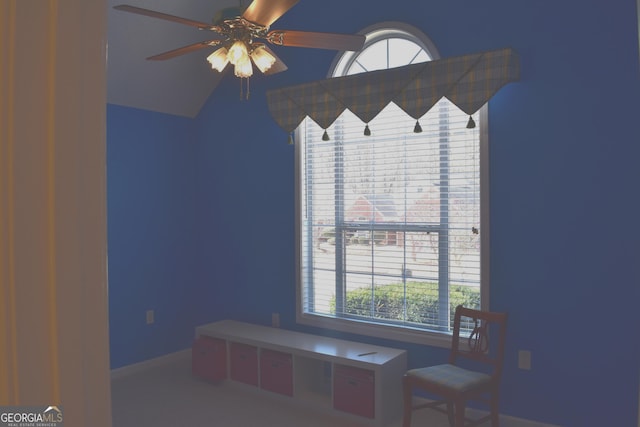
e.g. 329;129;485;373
242;0;299;27
261;46;288;75
267;30;365;51
147;40;222;61
114;5;221;31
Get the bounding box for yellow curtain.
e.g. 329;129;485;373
0;1;111;425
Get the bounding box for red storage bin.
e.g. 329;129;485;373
229;342;259;386
192;336;227;382
333;364;375;419
260;349;293;396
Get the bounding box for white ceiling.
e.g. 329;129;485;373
107;0;240;118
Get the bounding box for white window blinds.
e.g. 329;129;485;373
299;97;481;332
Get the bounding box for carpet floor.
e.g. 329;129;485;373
111;353;451;427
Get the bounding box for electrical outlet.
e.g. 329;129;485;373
146;310;154;325
518;350;531;370
271;312;280;328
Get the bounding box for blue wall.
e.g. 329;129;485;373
107;1;640;425
107;105;202;368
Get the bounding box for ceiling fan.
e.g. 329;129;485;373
114;0;366;81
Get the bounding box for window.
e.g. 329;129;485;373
295;23;489;347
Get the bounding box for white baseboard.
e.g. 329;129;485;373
414;398;562;427
494;412;562;427
110;348;191;380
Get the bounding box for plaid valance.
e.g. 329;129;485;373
266;47;519;136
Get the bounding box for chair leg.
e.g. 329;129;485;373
446;401;455;427
454;399;466;427
402;376;413;427
490;390;500;427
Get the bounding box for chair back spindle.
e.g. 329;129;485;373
449;305;507;379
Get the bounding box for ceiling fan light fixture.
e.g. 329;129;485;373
206;47;229;72
250;46;276;73
228;40;249;65
234;55;253;78
114;1;368;88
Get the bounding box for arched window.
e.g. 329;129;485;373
296;23;488;346
329;23;438;76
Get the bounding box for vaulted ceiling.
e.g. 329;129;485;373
107;0;240;118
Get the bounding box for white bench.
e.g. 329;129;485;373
194;320;407;427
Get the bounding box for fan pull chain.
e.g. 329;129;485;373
238;78;251;101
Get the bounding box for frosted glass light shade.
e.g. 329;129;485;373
234;55;253;78
206;47;229;72
250;46;276;73
228;40;249;65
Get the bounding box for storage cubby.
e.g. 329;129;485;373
260;349;293;396
293;356;332;407
333;364;375;418
191;336;227;382
229;342;259;386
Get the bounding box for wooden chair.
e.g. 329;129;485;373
402;305;508;427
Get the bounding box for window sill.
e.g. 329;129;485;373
296;312;453;349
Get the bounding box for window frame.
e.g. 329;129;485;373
294;23;490;348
